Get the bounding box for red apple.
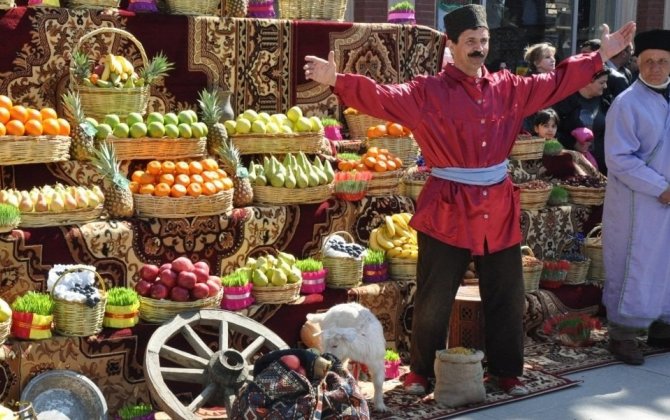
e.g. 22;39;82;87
159;269;178;289
140;264;160;282
177;271;197;290
193;267;209;283
205;279;222;297
280;355;301;371
149;283;169;300
171;256;195;273
93;64;105;76
194;261;210;275
170;286;190;302
159;262;172;272
191;283;210;300
135;279;153;297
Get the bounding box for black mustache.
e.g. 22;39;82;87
469;51;485;58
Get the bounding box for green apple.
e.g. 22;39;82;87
309;116;324;132
223;120;237;135
190;122;205;138
85;117;99;128
236;117;252;134
178;123;192;139
280;125;293;134
165;123;180;139
164;112;179;126
257;112;271;123
146;112;164;125
242;109;259;122
295;116;313;132
178;110;193;125
271;113;288;125
103;114;121;130
96;123;113;140
251;120;267;134
187;110;199;124
112;122;130;138
281;119;294;133
286;106;302;123
147;121;166;138
126;112;144;126
129;122;148;138
266;121;280;134
195;122;208;136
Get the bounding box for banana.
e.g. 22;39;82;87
100;61;111;81
368;229;383;252
376;227;395;250
408;250;418;260
119;56;134;75
392;237;408;247
402;243;417;250
400;248;413;259
391;213;408;230
387;247;403;258
401;212;412;225
108;54;123;75
384;215;396;238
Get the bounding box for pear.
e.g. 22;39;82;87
307;166;320;187
50;192;65;213
29;187;39;204
255;169;267;186
92;185;105;202
18;195;33;212
63;190;78;211
278;251;296;265
86;189;101;208
74;186;90;209
263;155;271;174
323;159;335;183
284;165;297;188
255;256;267;270
0;190;8;204
0;298;12;322
34;192;49;212
288;266;302;284
269;172;285;188
296;164;309;188
282;153;292;169
246;257;257;269
271;269;288;286
248;161;257;184
4;191;19;208
296;151;309;170
252;269;269;287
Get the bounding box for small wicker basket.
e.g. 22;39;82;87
231;132;324;155
509;135;545;161
0;317;10;345
166;0;219;15
279;0;348;21
0;136;71;165
67;0;120;8
19;206;104;228
252;282;302;304
344;113;386;140
564;258;591;285
71;27;150;120
139;287;223;323
563;185;606;206
253;182;333;205
388;258;416;280
584;225;605;284
110;136;206;161
365;135;419;167
521;246;543;293
51;267;108;337
321;231;364;289
133;190;233;218
518;185;551;211
0;0;16;10
367;170;402;196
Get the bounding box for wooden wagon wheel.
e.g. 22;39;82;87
144;309;289;419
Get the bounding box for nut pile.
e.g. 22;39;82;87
517;180;551;190
562;175;607;188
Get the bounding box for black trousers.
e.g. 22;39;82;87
409;232;525;378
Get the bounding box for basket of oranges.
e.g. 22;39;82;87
358;147;404;196
130;158;234;218
365;122;419;167
343;107;386;140
0;95;72;165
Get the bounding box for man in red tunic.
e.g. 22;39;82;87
304;5;635;397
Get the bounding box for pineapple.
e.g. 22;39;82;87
217;143;253;207
89;141;134;218
225;0;249;17
198;89;229;156
140;52;175;86
62;91;95;161
70;50;91;85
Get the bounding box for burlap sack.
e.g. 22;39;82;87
433;349;486;407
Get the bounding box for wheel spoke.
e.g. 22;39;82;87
181;324;213;359
219;319;229;350
160;367;206;384
160;345;209;369
186;382;218;412
241;335;266;361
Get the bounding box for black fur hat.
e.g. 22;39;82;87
443;4;488;42
634;29;670;56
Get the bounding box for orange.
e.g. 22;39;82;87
129;181;140;194
190;174;204;185
186;183;202;197
24;119;43;136
402;126;412;136
363;156;376;169
337;160;353;172
379;148;390;155
154;182;171;197
0;122;5;137
26;108;41;122
158;173;175;186
202;181;217;196
374;160;387;172
42;118;60;135
385;159;397;171
57;118;70;136
366;146;379;156
356;163;368;172
5;120;25;136
146;160;162;175
161;160;176;174
201;170;219;182
139;183;155;195
201;158;219;171
376;153;387;162
40;107;58;121
175;173;191;186
9;105;28;123
175;161;190;175
392;157;403;168
131;170;145;183
0;95;12;110
139;172;156;185
0;107;10;124
170;183;187;198
89;74;99;85
371;124;387;138
188;160;203;175
212;179;225;192
387;123;404;137
216;168;228;178
366;126;377;138
221;177;234;190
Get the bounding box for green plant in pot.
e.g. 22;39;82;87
322;117;343;141
10;291;55;340
543;139;564;156
295;258;327;294
363;249;388;283
388;1;416;24
221;269;253;311
548;185;569;206
0;203;20;232
103;287;140;329
384;348;401;379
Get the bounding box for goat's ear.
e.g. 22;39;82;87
341;327;359;343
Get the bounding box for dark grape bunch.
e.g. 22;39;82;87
71;282;101;308
562;175;607;188
327;241;366;258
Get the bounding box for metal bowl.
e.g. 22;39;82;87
20;369;108;420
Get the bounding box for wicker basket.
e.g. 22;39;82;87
563;185;606;206
0;135;71;165
252;282;302;304
509;136;545;161
0;318;10;345
518;185;551;210
110;136;206;161
139;287;223;324
71;27;150;120
321;231;364;289
231;132;324;155
344;113;386;140
0;0;16;10
564;258;591;285
19;206;103;228
365;136;419;167
253;183;333;205
133;190;233;218
67;0;120;8
584;225;604;284
388;258;416;280
279;0;347;20
0;224;18;234
367;170;402;196
521;246;543;293
166;0;219;15
51;267;108;337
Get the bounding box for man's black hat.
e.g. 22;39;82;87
443;4;488;42
634;29;670;56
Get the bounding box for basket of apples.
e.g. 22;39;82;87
135;257;223;323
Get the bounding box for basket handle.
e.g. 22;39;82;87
71;27;149;84
520;245;535;258
321;230;355;253
585;224;602;239
50;267;107;298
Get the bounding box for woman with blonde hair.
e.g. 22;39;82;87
524;42;557;74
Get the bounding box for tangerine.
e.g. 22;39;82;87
0;122;5;136
366;126;377;138
379;148;390;155
188;160;203;175
24;119;43;136
175;161;190;175
146;160;162;175
40;107;58;121
387;123;404;137
26;108;41;122
186;183;202;197
0;95;12;110
374;160;387;172
363;156;377;169
356;163;368;172
393;157;403;168
57;118;70;136
371;124;387;138
220;177;234;190
212;179;225;192
201;182;217;196
367;146;380;156
139;172;156;185
201;158;219;171
337;160;353;172
9;105;28;123
139;183;155;195
201;170;219;182
159;173;175;186
376;153;388;162
0;107;9;124
190;174;204;185
161;161;176;174
154;182;171;197
5;120;25;136
170;183;187;198
129;181;140;194
175;173;191;186
385;160;397;171
131;171;145;183
402;125;412;136
216;168;228;178
42;118;60;135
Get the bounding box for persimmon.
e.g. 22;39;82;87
26;108;41;122
57;118;71;136
393;157;403;168
0;107;9;124
42;118;60;135
379;148;390;155
372;124;387;137
188;160;203;175
201;158;219;171
376;153;388;162
374;160;387;172
9;105;28;123
24;119;43;136
402;125;412;136
202;182;217;196
356;163;368;172
366;146;379;156
5;120;25;136
170;183;187;198
387;123;404;137
139;183;155;195
154;182;171;197
159;173;175;186
161;160;176;174
0;95;12;110
40;107;58;121
175;173;191;186
175;161;190;175
146;160;162;175
187;183;202;197
366;126;377;138
131;170;145;183
129;181;140;194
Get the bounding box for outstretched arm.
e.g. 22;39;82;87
304;51;338;87
598;21;636;62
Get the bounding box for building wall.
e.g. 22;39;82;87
636;0;667;30
353;0;437;27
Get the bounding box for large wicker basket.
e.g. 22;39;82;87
71;27;150;120
19;206;104;228
584;225;604;284
521;245;543;293
67;0;120;8
518;185;551;211
139;287;223;324
51;267;107;337
133;190;233;218
321;231;364;289
231;132;324;155
166;0;219;15
279;0;347;20
563;185;606;206
344;113;386;140
509;135;545;161
0;135;71;165
252;282;302;304
367;170;402;196
366;136;419;168
110;136;206;161
253;182;333;205
388;257;416;280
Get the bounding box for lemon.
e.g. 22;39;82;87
0;298;11;322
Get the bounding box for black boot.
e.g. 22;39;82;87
647;321;670;348
609;339;644;365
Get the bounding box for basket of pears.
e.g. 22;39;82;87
249;252;303;304
69;27;174;121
